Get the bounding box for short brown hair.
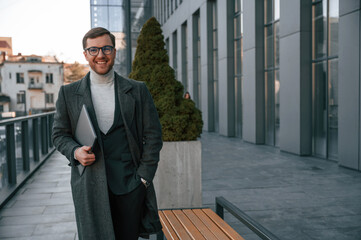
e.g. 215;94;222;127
82;27;115;49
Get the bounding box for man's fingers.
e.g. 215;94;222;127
83;146;92;151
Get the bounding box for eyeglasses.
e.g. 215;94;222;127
84;45;114;56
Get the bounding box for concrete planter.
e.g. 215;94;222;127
153;141;202;209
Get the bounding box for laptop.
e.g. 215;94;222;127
74;104;97;175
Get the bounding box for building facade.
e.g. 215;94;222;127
0;54;63;116
90;0;153;76
153;0;360;171
90;0;360;171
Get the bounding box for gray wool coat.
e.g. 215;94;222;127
52;72;163;240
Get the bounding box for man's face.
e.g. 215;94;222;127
83;34;116;75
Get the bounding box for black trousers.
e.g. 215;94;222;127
108;183;146;240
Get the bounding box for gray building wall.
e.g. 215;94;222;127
338;0;360;170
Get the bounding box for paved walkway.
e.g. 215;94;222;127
0;132;361;239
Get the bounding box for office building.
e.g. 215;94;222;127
91;0;361;171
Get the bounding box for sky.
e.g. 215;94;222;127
0;0;91;64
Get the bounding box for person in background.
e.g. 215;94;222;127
184;91;191;99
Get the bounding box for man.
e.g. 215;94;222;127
52;27;163;240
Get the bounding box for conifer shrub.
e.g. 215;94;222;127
129;17;203;141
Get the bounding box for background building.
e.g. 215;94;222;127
91;0;361;171
0;53;63;116
90;0;152;76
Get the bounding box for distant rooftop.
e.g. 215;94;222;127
5;53;60;63
0;41;11;49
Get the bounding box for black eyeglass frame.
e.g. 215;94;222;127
84;45;114;56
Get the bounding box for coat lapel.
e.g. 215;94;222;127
115;74;135;132
115;74;141;162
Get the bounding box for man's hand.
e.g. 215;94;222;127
75;146;96;166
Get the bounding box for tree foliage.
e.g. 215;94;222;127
64;62;87;84
129;17;203;141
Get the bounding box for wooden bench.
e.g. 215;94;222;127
157;197;280;240
158;208;244;240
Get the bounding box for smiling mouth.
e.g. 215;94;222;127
96;61;107;64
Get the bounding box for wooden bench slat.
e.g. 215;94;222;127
203;208;245;240
159;211;180;240
183;209;219;240
172;210;206;240
192;209;230;240
163;210;192;240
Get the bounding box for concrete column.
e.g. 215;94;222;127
217;0;235;136
279;0;312;155
200;2;213;131
242;0;264;143
338;1;360;170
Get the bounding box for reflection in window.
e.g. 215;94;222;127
193;11;201;108
172;31;178;79
210;0;219;132
264;0;280;147
181;22;188;91
234;0;243;137
312;0;339;160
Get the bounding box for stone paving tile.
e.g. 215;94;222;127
43;204;75;215
32;221;77;235
51;191;73;199
0;224;35;238
12;196;73;208
1;233;76;240
0;213;75;226
0;206;45;217
15;193;52;200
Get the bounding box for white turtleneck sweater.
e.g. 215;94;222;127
90;68;115;134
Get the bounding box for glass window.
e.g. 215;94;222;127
312;0;339;160
45;93;54;104
92;0;108;5
234;0;243;137
265;0;273;24
312;1;327;59
265;25;274;69
109;7;125;32
328;59;338;159
16;73;24;84
46;73;53;84
264;0;280;146
172;31;178;79
192;11;201;108
181;22;188;91
329;0;338;57
211;0;218;132
91;6;109;28
108;0;124;5
17;93;25;104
